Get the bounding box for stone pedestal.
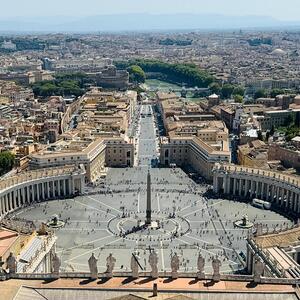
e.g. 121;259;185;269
171;271;178;279
197;271;205;280
212;273;220;282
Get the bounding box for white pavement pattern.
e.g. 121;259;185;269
12;104;293;274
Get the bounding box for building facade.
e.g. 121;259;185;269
213;164;300;216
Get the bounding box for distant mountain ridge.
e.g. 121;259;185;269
0;13;299;33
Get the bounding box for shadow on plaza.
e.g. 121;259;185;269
163;277;176;283
137;277;156;285
203;280;217;287
97;277;111;284
42;278;59;284
122;277;136;284
246;281;258;288
79;278;97;285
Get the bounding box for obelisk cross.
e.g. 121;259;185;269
146;169;152;225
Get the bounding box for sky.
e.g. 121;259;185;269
1;0;300;21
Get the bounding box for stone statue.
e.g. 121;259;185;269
106;253;116;278
51;215;59;226
131;252;140;279
171;253;180;279
0;258;4;274
256;224;263;236
148;251;158;278
52;253;61;276
253;256;264;283
38;223;47;235
88;253;98;279
242;215;248;227
197;253;205;279
6;252;17;274
212;257;221;282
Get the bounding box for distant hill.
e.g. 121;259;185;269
0;14;299;33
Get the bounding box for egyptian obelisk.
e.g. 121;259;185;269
146;169;152;225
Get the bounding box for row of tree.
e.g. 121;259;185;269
116;59;215;88
253;88;287;99
0;151;15;176
32;73;92;97
278;112;300;141
159;38;192;46
209;82;245;100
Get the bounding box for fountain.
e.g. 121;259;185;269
234;214;254;229
46;214;65;228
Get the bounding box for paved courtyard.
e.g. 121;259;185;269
11;104;293;274
13;167;292;274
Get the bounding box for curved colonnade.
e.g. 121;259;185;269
0;166;85;220
213;164;300;216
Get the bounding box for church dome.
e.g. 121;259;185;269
271;48;286;56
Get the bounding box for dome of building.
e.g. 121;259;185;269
209;93;219;99
271;48;286;56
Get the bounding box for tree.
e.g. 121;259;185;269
209;82;221;94
270;88;284;98
221;84;234;99
284;114;294;127
254;89;267;99
232;86;245;97
32;74;86;98
127;65;146;83
233;94;243;103
115;59;215;88
0;151;15;175
257;131;263;141
270;125;275;136
295;111;300;127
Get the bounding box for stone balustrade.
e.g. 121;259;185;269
4;271;300;286
23;233;57;274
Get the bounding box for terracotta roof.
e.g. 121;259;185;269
0;229;18;257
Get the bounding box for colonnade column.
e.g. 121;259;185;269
224;177;230;194
47;182;51;199
36;183;40;202
233;178;237;196
250;180;255;198
57;180;61;197
238;179;243;196
213;174;218;193
18;189;22;206
21;188;25;205
26;186;30;204
244;179;249;197
68;179;72;196
63;179;66;196
41;182;45;200
281;188;285;207
270;185;275;202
